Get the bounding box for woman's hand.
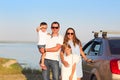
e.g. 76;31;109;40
86;59;94;63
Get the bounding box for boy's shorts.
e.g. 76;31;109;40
37;45;46;64
37;45;46;49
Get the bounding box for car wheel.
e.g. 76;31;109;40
91;75;97;80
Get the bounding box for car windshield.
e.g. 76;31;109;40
109;39;120;55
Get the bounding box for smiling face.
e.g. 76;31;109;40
40;25;47;32
51;22;60;34
65;46;71;56
64;27;81;47
61;44;72;56
66;29;74;40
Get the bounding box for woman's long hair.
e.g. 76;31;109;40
63;27;82;47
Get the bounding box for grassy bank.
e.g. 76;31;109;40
0;57;42;80
0;57;22;75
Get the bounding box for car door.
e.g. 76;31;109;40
82;39;102;80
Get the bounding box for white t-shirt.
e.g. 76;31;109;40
37;30;49;45
45;35;63;61
61;54;80;80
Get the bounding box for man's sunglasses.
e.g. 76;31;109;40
51;27;59;29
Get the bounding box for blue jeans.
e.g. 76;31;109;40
42;59;59;80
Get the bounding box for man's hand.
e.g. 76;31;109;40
40;48;45;54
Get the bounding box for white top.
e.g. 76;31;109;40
45;35;63;61
61;54;80;80
37;30;48;45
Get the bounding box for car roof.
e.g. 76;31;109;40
107;37;120;40
93;37;120;40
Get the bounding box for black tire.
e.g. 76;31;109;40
91;75;97;80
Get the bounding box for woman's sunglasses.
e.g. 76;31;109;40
67;33;74;35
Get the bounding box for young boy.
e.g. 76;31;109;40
61;44;80;80
36;22;50;70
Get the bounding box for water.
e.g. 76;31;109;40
0;42;86;69
0;42;41;69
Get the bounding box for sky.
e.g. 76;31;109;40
0;0;120;43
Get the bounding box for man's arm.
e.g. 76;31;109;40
40;44;61;54
46;44;61;52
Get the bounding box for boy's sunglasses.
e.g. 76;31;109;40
67;33;74;35
51;27;59;29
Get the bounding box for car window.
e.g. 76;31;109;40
84;42;93;55
89;41;101;56
109;39;120;55
84;40;101;56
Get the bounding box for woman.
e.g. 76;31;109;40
60;27;91;80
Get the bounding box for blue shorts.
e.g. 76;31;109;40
37;45;46;49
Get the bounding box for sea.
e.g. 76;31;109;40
0;42;40;69
0;42;86;70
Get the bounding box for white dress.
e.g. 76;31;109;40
68;40;83;78
61;54;80;80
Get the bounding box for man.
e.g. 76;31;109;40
41;21;63;80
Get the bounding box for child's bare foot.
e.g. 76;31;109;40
40;64;47;70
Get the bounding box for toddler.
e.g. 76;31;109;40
36;22;50;70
